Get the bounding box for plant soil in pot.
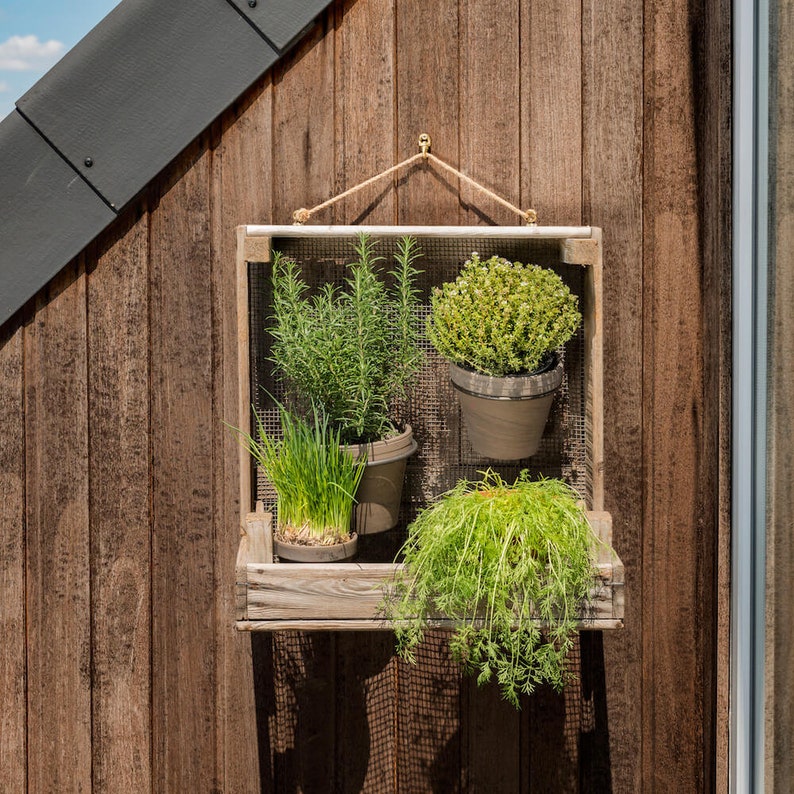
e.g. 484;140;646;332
449;357;563;460
344;425;418;534
427;252;581;460
228;404;365;564
273;528;358;563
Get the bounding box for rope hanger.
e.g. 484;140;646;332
292;133;538;226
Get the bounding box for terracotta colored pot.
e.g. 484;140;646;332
449;358;563;460
344;425;417;534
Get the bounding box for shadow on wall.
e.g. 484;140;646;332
251;631;612;792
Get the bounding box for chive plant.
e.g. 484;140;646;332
232;404;366;544
386;471;598;706
269;233;423;444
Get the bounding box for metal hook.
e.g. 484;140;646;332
418;133;431;159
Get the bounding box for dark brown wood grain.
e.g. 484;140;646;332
642;1;712;790
211;74;275;794
0;0;734;790
460;0;520;227
522;0;583;226
336;0;397;225
87;212;152;793
698;1;732;790
272;14;337;225
394;3;464;789
0;322;26;791
270;12;342;791
24;261;92;792
396;0;460;225
582;1;645;792
149;141;217;791
767;1;794;790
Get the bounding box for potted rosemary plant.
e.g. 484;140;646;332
427;252;581;459
385;470;598;706
269;233;423;534
231;404;366;562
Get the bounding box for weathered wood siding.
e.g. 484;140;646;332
0;0;730;790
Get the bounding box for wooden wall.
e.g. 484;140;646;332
0;0;730;791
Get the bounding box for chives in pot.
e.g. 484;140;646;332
230;404;366;562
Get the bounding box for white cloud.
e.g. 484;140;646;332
0;35;65;72
0;81;9;92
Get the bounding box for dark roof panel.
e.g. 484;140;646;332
0;111;116;324
229;0;331;51
17;0;279;211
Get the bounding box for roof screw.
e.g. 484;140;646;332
248;0;257;6
84;157;93;168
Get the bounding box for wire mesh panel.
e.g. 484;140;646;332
247;229;593;562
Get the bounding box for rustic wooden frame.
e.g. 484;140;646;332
233;224;622;631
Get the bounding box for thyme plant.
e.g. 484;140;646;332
386;470;597;707
269;234;423;444
230;404;366;545
427;253;582;377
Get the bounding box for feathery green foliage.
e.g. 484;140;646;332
386;471;597;707
229;404;366;542
427;253;581;377
269;234;423;444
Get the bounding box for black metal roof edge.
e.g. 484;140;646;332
0;0;334;330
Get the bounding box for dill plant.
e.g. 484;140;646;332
231;404;366;544
387;471;597;707
269;233;423;444
427;253;582;377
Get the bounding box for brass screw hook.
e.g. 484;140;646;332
418;133;431;159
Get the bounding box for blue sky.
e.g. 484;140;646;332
0;0;120;120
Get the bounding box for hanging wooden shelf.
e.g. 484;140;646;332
231;224;623;632
235;508;624;632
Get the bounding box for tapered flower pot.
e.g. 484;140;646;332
344;425;417;534
273;532;358;563
449;358;563;460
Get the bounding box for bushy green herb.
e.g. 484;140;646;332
386;471;597;707
269;234;423;444
229;404;366;544
427;253;582;377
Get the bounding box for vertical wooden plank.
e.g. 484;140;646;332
461;682;521;792
270;12;339;791
457;1;522;789
88;211;152;793
394;2;462;789
459;0;520;226
766;1;794;791
272;14;337;225
642;0;710;790
150;142;217;791
582;1;644;791
336;0;397;224
396;0;460;224
25;262;92;792
0;322;26;791
334;2;399;788
212;77;275;793
396;633;462;793
521;0;583;225
520;2;585;788
699;0;731;789
336;633;397;793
